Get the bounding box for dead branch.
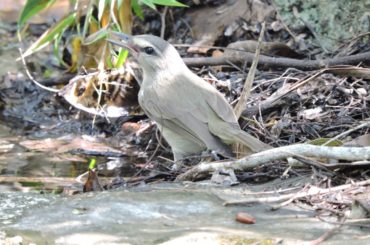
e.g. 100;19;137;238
242;69;325;117
303;223;343;245
223;179;370;206
176;145;370;181
183;51;370;71
234;22;265;118
0;176;77;185
324;121;370;146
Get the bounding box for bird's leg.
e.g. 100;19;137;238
171;153;203;171
209;150;221;161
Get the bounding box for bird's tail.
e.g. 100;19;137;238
234;130;272;153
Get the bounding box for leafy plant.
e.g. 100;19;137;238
18;0;186;72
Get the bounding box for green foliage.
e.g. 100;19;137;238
18;0;56;28
139;0;187;10
83;26;109;45
132;0;144;19
23;13;76;58
88;158;97;170
150;0;187;7
308;138;343;147
132;0;187;19
116;49;129;68
18;0;187;70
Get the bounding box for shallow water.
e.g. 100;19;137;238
0;123;88;192
1;184;370;245
0;106;369;245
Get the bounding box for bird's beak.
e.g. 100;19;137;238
107;31;138;54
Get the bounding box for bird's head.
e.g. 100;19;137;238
108;32;185;76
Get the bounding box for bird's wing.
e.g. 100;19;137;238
186;75;271;151
141;98;205;146
140;77;232;154
187;73;239;126
142;72;237;130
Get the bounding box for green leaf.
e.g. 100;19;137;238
131;0;144;20
88;158;97;170
53;32;69;68
23;12;76;57
151;0;187;7
82;1;94;38
140;0;156;9
84;26;109;45
106;55;114;69
18;0;56;28
115;49;129;68
308;138;343;147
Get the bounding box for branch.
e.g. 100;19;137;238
176;145;370;181
223;179;370;206
234;22;265;118
183;51;370;71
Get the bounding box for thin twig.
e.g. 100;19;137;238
242;69;326;117
323;120;370;146
306;222;343;245
17;30;60;93
160;6;169;39
223;179;370;206
234;22;265;118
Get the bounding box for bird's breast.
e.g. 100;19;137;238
138;85;159;109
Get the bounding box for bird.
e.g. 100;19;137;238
59;67;140;118
108;32;271;165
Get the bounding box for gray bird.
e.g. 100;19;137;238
108;32;270;163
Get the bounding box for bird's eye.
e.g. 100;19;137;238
77;87;86;96
143;46;155;55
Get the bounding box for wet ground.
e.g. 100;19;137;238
0;116;369;244
2;181;370;245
